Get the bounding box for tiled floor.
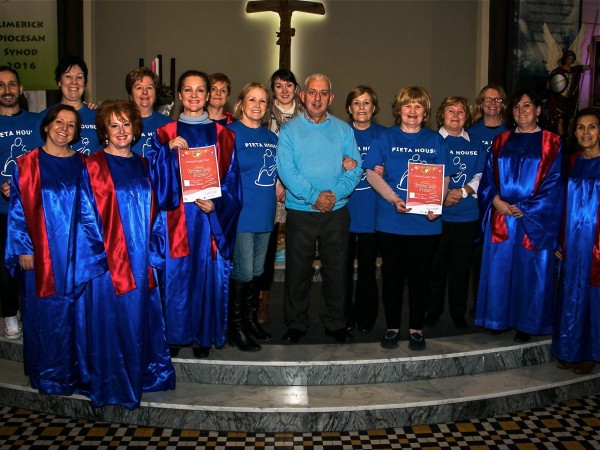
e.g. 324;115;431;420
1;394;599;449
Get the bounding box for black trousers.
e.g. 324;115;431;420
284;207;349;332
377;231;439;331
0;214;19;317
428;220;479;319
255;224;278;292
345;232;379;329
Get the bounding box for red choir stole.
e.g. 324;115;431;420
85;151;156;296
18;148;86;298
155;121;235;259
490;130;561;251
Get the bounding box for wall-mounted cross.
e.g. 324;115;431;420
246;0;325;70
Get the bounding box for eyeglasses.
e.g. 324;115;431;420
483;97;503;104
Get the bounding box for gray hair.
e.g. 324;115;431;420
303;73;332;92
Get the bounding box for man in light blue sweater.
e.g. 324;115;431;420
276;73;362;344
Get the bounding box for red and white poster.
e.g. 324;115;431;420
178;145;221;202
406;162;444;215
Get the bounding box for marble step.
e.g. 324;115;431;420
1;334;554;386
173;335;553;386
0;356;598;432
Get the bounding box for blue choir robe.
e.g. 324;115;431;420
148;120;242;348
72;151;175;410
475;130;563;334
5;148;85;395
552;153;600;363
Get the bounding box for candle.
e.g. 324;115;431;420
170;58;175;96
157;54;163;85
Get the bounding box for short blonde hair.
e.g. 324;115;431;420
233;82;271;124
392;86;431;126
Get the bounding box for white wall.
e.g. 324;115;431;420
90;0;483;127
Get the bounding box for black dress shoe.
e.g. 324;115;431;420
423;313;440;327
192;347;210;358
281;328;306;344
514;331;531;343
325;328;354;344
452;317;468;329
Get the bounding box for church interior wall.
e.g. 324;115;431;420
91;0;480;128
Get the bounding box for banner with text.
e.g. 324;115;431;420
1;1;58;90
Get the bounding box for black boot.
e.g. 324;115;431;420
229;279;261;352
192;347;210;358
244;278;272;341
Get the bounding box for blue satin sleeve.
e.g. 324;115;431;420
209;147;242;260
477;151;498;228
67;168;108;292
149;211;166;270
513;142;564;250
5;165;32;277
146;133;181;211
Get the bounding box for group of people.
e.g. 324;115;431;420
0;55;598;410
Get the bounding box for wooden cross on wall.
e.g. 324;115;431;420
246;0;325;70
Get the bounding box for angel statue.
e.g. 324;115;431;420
539;23;591;136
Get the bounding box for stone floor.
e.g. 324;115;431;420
1;395;599;449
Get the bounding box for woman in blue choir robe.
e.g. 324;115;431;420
475;90;563;342
147;70;242;359
553;108;600;374
5;105;85;395
74;100;175;409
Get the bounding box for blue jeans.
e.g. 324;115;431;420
231;232;271;282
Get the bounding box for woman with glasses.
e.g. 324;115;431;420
467;85;510;315
469;85;509;154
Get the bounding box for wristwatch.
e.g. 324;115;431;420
461;188;468;198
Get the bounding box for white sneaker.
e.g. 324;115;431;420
4;315;22;340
